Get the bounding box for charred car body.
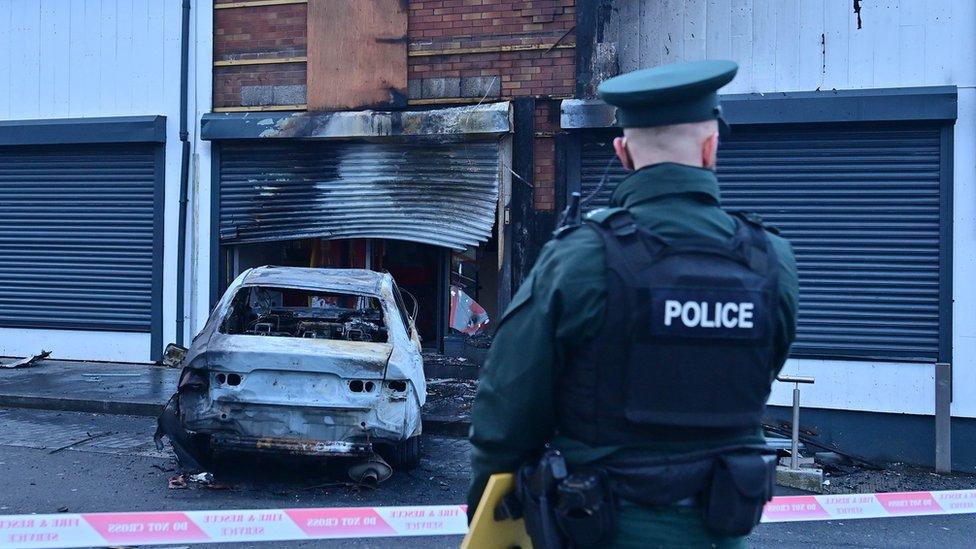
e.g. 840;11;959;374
156;267;426;480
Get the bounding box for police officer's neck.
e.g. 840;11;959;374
630;158;708;172
627;145;709;171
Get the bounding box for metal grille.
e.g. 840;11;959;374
218;140;502;250
578;123;945;361
0;143;157;331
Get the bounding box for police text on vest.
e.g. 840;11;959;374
663;300;754;329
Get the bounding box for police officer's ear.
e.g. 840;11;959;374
702;131;719;170
613;136;635;171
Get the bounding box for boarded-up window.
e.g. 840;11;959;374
306;0;408;110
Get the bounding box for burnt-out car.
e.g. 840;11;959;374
156;267;425;479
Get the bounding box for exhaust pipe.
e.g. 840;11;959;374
348;453;393;486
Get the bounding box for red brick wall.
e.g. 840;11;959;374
213;2;308;109
407;0;576;211
532;100;561;211
213;65;308;110
213;3;307;58
408;0;574;40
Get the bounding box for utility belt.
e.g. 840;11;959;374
501;446;777;548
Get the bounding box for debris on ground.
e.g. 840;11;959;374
423;352;480;379
57;506;69;513
423;378;477;421
1;350;51;369
765;420;976;495
168;474;188;490
168;471;231;490
815;451;846;467
161;343;188;368
423;352;467;367
763;421;883;470
464;333;493;349
80;372;141;383
302;480;379;494
817;458;976;494
48;432;112;454
188;472;214;485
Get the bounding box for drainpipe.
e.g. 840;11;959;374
176;0;191;345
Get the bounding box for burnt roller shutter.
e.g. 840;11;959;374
218;140;501;251
0;143;159;331
578;122;945;362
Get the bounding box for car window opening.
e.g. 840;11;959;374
220;286;388;343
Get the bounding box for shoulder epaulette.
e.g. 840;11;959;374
584;207;628;225
585;207;637;236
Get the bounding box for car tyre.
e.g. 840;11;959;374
195;434;218;468
389;436;421;470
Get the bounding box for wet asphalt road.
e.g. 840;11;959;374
0;408;974;548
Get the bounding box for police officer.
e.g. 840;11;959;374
468;60;799;548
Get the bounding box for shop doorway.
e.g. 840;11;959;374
224;238;448;348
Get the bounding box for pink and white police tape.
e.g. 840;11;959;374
0;505;469;548
761;489;976;522
2;490;976;548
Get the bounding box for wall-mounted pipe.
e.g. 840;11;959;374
176;0;191;345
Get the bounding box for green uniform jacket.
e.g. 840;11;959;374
468;163;800;547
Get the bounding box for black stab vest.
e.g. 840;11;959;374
557;210;780;446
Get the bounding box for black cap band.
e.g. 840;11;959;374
613;92;722;128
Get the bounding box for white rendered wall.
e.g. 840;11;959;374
0;0;186;363
0;0;172;120
189;0;214;343
0;329;150;363
947;87;976;418
609;0;974;94
607;0;976;417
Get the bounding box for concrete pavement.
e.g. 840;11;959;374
0;360;176;416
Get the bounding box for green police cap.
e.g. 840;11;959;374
597;60;738;131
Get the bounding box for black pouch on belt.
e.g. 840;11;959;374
554;469;616;546
704;452;777;537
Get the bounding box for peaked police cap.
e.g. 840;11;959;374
597;60;738;132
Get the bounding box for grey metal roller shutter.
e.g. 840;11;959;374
580;139;618;211
577;122;945;362
0;143;158;332
218;140;501;251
